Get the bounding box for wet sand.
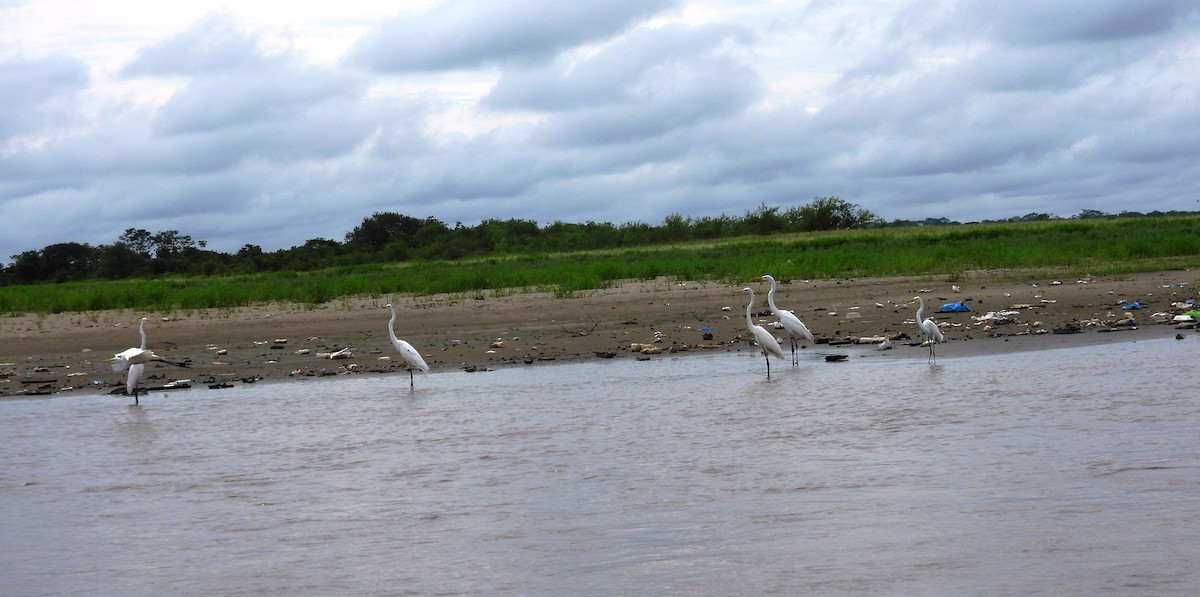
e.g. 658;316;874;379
2;270;1196;398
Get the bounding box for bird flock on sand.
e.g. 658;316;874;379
735;274;945;378
108;273;947;403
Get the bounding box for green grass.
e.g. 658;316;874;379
3;216;1198;315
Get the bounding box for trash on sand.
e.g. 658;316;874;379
320;347;352;359
1053;323;1082;334
1122;300;1142;310
937;302;971;313
972;310;1019;323
855;335;888;344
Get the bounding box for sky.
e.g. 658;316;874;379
2;0;1199;261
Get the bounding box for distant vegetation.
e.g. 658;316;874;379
2;206;1198;315
2;196;1194;287
1;197;881;284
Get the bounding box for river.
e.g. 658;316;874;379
2;337;1197;595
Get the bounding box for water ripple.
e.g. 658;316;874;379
1;339;1197;596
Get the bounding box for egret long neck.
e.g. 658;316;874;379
744;290;755;328
765;278;780;312
915;298;924;322
138;319;147;349
387;307;400;343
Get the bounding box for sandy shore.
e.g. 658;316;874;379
2;270;1197;398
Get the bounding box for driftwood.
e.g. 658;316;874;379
559;314;601;337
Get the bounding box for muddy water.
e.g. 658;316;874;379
2;338;1197;595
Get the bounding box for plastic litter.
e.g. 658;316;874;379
972;310;1020;323
1121;300;1142;310
937;302;971;313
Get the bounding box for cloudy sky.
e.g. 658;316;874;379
2;1;1198;261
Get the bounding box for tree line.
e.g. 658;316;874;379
0;196;1188;286
1;197;878;284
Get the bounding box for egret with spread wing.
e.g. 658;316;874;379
761;274;815;366
111;320;147;365
108;317;188;404
107;347;191;372
912;296;945;363
126;317;148;404
386;303;430;389
741;287;786;379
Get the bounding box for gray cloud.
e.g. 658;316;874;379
121;14;267;76
518;26;760;146
0;56;88;138
485;23;755;111
948;0;1196;46
2;1;1199;263
347;0;678;71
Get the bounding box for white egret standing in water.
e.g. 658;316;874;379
108;317;188;404
386;303;430;389
741;287;785;379
126;317;147;404
761;274;815;366
912;296;945;363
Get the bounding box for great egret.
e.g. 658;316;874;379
107;348;191;372
126;317;148;404
107;317;188;404
741;287;786;378
912;296;945;362
111;318;147;365
761;274;815;366
386;303;430;389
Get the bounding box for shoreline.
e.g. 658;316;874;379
2;270;1196;399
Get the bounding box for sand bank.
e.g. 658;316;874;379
2;270;1196;398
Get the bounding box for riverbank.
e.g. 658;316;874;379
2;270;1196;398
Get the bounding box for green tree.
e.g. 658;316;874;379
742;203;786;235
411;218;451;257
1013;212;1055;222
345;212;426;251
119;228;154;259
476;218;540;253
661;213;692;242
796;196;881;231
6;250;45;283
692;214;734;238
94;242;149;279
38;242;96;282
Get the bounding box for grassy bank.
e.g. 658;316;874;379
3;216;1197;315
